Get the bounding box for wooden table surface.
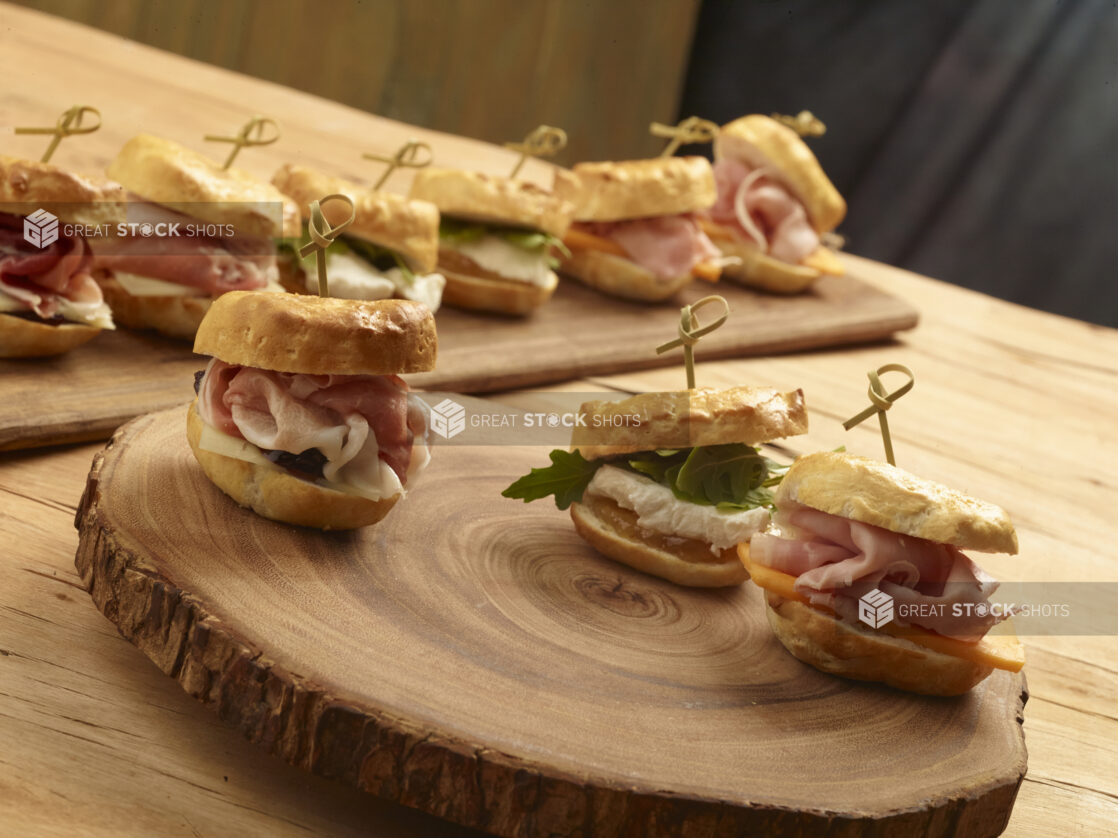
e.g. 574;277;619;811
1;5;1116;836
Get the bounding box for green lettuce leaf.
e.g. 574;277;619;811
440;218;570;268
501;449;602;510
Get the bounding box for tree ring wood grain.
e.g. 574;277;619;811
74;407;1028;837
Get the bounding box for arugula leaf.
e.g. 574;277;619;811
439;218;489;245
501;449;602;510
345;237;416;285
623;443;787;511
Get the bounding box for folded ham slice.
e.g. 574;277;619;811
751;501;1001;641
574;214;720;280
0;211;106;320
709;158;819;264
197;359;428;496
90;202;275;293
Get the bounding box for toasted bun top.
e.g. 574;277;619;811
776;452;1018;554
715;115;846;233
107;134;300;238
193;291;437;375
0;155;126;227
271;164;439;273
571;386;807;460
409;168;574;238
554;157;716;222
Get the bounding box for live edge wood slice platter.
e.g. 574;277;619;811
74;407;1026;838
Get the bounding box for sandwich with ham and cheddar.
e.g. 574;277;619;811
702;115;846;294
92;134;300;339
188;291;436;530
0;155;122;357
272;164;445;312
742;452;1025;695
553;156;724;301
503;386;808;587
408;167;574;315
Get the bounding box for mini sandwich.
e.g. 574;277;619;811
553;157;723;302
188;291;436;530
92;134;300;340
742;452;1025;695
0;156;122;357
702;115;846;294
272;164;445;312
408;168;573;315
503;387;808;586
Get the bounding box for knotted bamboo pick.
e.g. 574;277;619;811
655;294;730;389
842;364;916;466
15;105;101;163
298;193;356;297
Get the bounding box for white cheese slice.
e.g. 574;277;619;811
0;292;26;313
445;234;551;286
197;416;406;503
114;271;199;297
585;465;770;553
302;252;444;312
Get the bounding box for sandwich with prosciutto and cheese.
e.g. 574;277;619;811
92;134;300;339
0;155;122;357
503;386;808;586
272;164;445;312
553;156;724;301
188;291;436;530
408;167;574;315
702;115;846;294
742;452;1025;695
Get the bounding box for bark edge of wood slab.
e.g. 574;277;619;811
74;408;1027;838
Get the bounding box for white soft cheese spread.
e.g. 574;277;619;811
585;464;770;553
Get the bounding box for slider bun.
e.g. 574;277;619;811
559;248;693;302
193;290;437;375
0;313;100;358
107;134;300;238
555;157;716;222
572;386;808;461
716;115;845;234
409;167;574;239
569;495;748;587
272;164;439;273
186;403;397;530
764;593;993;696
715;236;822;294
439;267;558;316
97;274;210;340
777;452;1018;554
0;155;126;227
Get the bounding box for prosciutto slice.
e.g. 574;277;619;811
709;158;819;264
751;501;1001;641
91;202;275;293
575;214;720;280
0;211;104;318
197;359;427;492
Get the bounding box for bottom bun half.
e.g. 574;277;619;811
715;238;841;294
0;313;100;358
560;249;693;302
185;404;399;530
99;276;211;340
440;267;557;315
764;593;993;696
569;494;749;587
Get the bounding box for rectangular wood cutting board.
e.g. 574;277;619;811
0;264;916;451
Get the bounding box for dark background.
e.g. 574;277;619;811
679;0;1118;327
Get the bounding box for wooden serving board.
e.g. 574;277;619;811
1;264;916;451
75;406;1026;838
